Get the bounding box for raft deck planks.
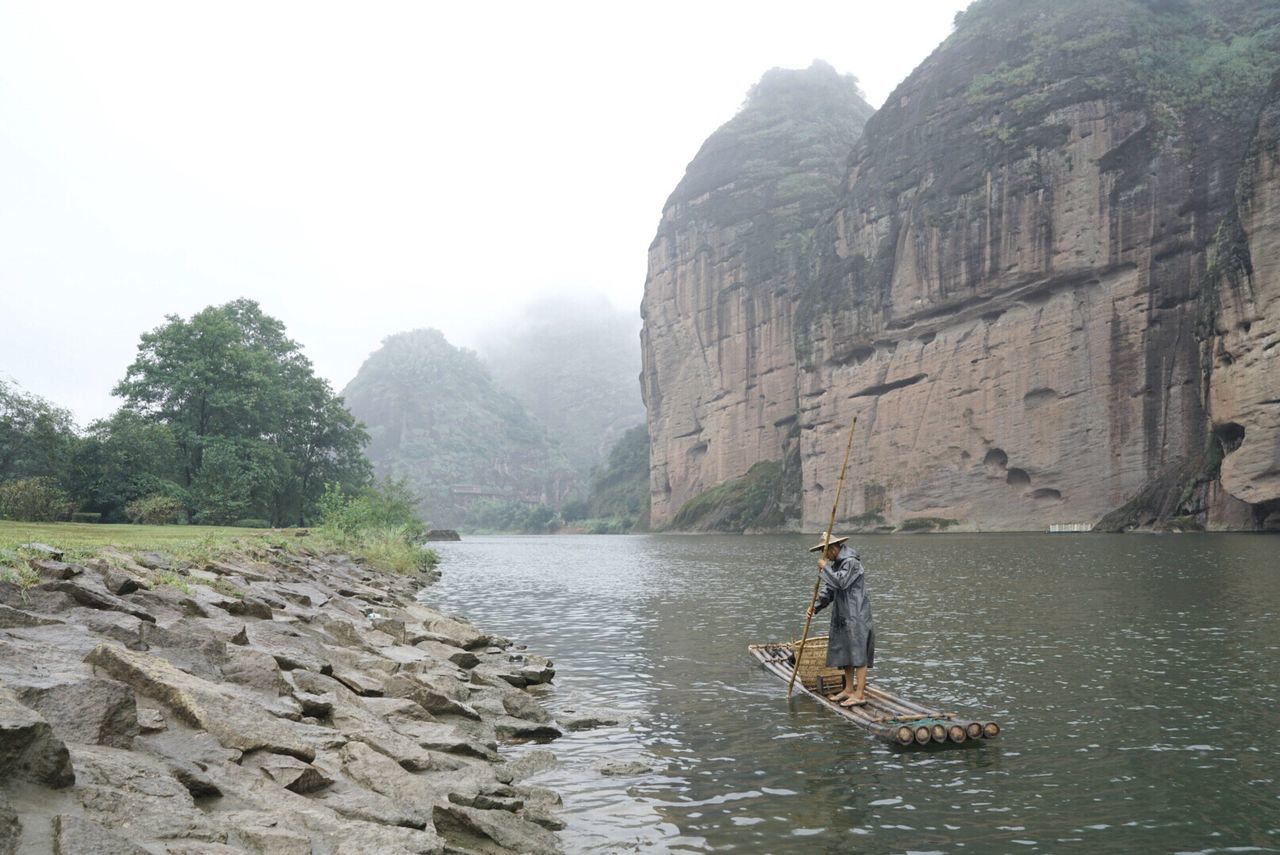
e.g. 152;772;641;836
749;642;1001;746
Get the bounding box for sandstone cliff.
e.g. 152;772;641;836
642;2;1280;531
640;61;874;528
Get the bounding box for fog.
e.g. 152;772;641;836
0;1;968;425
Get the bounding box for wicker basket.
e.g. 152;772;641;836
789;635;846;692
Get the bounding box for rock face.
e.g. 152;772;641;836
342;329;569;527
640;61;874;528
641;3;1280;531
1203;75;1280;528
0;543;566;853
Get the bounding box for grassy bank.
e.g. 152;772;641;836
0;519;437;576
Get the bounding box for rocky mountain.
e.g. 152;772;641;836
640;61;875;528
641;2;1280;531
341;329;570;527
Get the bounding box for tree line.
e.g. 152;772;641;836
0;299;371;527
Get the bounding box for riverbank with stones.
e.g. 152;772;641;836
0;535;600;854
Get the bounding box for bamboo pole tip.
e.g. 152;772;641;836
983;722;1001;738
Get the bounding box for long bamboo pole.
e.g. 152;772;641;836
787;414;858;697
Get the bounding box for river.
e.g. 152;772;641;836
422;533;1279;854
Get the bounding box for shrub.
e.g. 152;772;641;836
70;512;103;524
232;518;271;529
0;477;75;522
124;494;187;525
317;479;435;575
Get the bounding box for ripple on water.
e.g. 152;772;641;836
426;533;1280;853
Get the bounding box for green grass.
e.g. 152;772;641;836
0;519;435;577
0;520;270;557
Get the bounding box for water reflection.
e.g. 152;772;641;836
425;533;1279;853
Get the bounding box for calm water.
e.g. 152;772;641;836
423;533;1280;854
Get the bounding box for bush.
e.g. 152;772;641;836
70;512;103;524
317;479;435;575
124;494;187;525
0;478;75;522
232;518;271;529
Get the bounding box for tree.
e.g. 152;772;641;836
114;299;371;526
0;379;79;487
72;410;185;522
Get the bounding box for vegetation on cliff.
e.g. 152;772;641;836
667;457;799;533
341;329;570;528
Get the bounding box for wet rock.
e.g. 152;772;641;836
597;759;653;776
523;808;566;831
136;707;165;733
31;559;81;581
223;596;274;620
385;717;497;760
241;625;330;674
72;743;222;842
0;604;59;628
19;542;62;559
220;646;288;696
221;811;314;854
245;752;334;794
85;643;315;761
39;578;156;623
52;814;150;855
448;791;524;812
432;803;559;855
493;716;562;742
471;663;529;689
500;749;556;782
11;673;139;749
0;685;75;787
415;639;480;669
384;674;480;720
0;797;20;855
98;567;142;596
331;667;386;697
557;707;628;732
337;742;437;827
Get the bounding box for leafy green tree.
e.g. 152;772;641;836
0;379;79;487
72;410;185;522
114;299;371;525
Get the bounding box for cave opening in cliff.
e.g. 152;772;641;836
1213;422;1245;454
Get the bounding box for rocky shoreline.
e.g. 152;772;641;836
0;537;570;854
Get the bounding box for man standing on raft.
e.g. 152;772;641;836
805;535;875;707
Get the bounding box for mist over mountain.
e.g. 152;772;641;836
479;296;646;478
341;329;571;527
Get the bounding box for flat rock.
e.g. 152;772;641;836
53;814;150;855
500;749;557;782
557;707;629;732
432;803;559;855
493;716;562;743
415;639;480;669
85;642;315;761
244;752;333;794
384;674;480;721
386;718;497;760
10;672;138;749
39;578;156;623
0;796;20;855
338;742;437;827
71;743;222;842
0;684;75;787
0;604;59;628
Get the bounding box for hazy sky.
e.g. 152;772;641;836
1;1;968;424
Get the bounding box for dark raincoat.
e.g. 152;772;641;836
812;545;875;669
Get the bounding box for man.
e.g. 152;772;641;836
805;534;875;707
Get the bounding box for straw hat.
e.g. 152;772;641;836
808;533;849;553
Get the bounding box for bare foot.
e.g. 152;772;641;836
839;696;867;707
828;691;852;702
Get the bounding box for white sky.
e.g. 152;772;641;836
0;0;968;425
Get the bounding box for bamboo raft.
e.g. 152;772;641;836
749;636;1001;747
